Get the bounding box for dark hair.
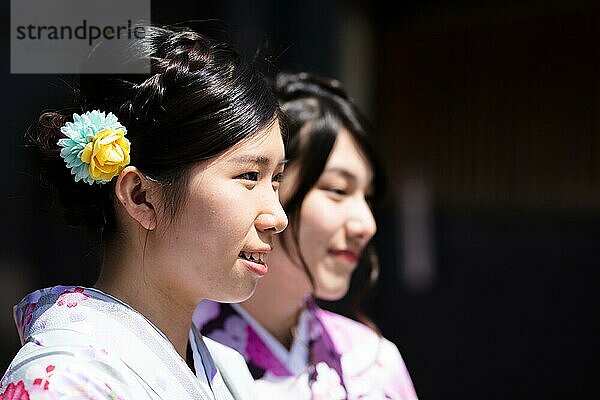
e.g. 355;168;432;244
31;24;281;241
272;71;385;330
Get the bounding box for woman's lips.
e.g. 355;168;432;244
239;257;268;277
329;249;359;264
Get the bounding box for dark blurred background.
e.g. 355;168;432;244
1;0;599;398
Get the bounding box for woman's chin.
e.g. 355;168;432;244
210;282;258;304
236;286;258;303
314;284;350;302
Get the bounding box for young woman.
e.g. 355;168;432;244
1;25;287;399
194;71;418;399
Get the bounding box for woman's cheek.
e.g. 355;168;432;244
301;206;339;248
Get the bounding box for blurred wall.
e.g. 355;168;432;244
370;1;599;398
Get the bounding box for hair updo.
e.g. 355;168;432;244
31;25;281;240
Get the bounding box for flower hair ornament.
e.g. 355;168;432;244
58;110;131;185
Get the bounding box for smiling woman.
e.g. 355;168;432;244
1;24;286;400
194;71;418;399
133;123;288;304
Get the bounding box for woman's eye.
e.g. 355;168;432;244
327;188;347;196
237;172;259;181
273;172;284;183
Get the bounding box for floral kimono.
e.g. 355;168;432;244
1;286;253;400
193;299;418;400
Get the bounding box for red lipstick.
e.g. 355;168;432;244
329;250;359;264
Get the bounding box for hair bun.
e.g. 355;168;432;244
274;71;349;102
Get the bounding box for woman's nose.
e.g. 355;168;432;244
255;196;288;234
345;198;377;240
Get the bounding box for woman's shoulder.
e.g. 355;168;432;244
315;308;418;399
314;308;384;351
315;308;404;365
2;341;137;399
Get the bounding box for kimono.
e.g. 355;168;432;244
193;299;418;400
1;286;253;400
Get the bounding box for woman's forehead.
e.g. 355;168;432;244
323;129;373;184
210;122;285;166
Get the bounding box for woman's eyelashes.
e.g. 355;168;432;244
273;172;284;183
237;171;259;181
236;170;285;190
322;182;373;204
320;183;350;199
327;187;348;196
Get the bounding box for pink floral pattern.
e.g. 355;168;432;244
56;287;88;308
3;352;127;399
29;364;55;392
312;362;347;400
5;286;253;400
0;381;30;400
3;287;145;400
16;304;36;337
195;300;418;399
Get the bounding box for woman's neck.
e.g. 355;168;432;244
95;252;193;359
240;259;311;350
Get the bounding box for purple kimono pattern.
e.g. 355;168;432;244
193;299;418;400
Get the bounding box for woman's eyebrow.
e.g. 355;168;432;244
229;155;288;166
322;167;357;182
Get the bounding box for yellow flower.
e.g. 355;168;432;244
81;128;131;182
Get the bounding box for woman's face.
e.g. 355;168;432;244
148;122;288;306
288;128;377;301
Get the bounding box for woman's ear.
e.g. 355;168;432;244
114;166;158;230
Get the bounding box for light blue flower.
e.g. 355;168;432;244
57;110;128;185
